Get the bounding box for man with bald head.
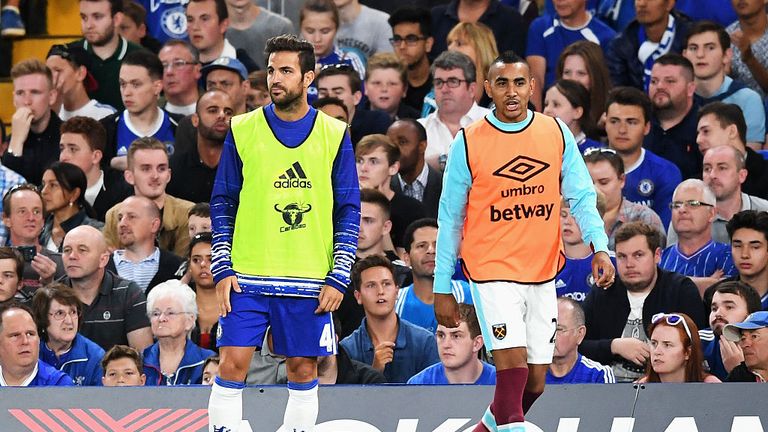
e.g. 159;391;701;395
107;196;183;294
388;119;442;218
61;225;153;352
660;179;736;295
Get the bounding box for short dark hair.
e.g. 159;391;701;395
188;231;212;258
0;302;33;333
491;50;528;69
392;118;427;143
583;148;625;176
606;86;652;123
707;280;762;315
402;218;438;253
122;49;164;81
458;303;481;338
351;255;395;291
316;64;362;94
727;210;768;243
203;355;220;370
360;188;391;220
264;35;315;76
0;247;24;281
698;102;747;145
614;221;663;252
188;202;210;218
80;0;123;16
121;0;147;27
248;70;267;91
31;283;83;342
2;184;43;217
653;53;694;81
312;96;349;118
300;0;339;29
388;6;431;37
187;0;227;21
101;345;144;375
60;116;106;153
685;20;730;52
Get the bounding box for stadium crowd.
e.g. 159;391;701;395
0;0;768;388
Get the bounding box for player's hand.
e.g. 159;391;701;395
30;253;57;285
434;293;461;328
592;251;616;289
720;337;745;373
216;275;241;317
611;338;650;366
315;285;343;314
372;341;395;371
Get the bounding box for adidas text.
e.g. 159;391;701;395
274;178;312;188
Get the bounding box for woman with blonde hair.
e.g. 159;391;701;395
556;41;613;128
446;22;499;108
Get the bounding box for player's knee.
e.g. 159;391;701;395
218;352;252;381
286;357;317;382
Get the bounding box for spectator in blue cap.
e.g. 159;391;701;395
724;311;768;382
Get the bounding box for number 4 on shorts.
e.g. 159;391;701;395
319;323;334;352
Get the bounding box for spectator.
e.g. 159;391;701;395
661;179;735;295
246;329;287;385
201;57;250;117
2;186;64;295
341;255;439;383
556;40;613;129
526;0;615;110
224;0;294;70
100;344;146;386
696;102;768;200
694;146;768;244
313;96;349;123
408;303;495;384
101;49;179;172
317;317;386;384
202;355;219;385
638;312;721;383
72;0;143;110
142;280;215;385
316;64;393;145
334;0;393;59
58;117;131;222
60;225;153;352
387;119;442;218
185;0;258;72
3;59;61;186
355;134;425;251
543;79;603;155
430;0;526;60
727;0;768;97
103;137;194;257
32;284;105;386
445;22;499;109
388;6;434;113
117;0;162;53
700;281;761;381
187;203;211;238
0;247;23;305
246;71;270;109
556;195;613;303
605;0;692;91
395;218;472;333
581;221;706;382
726;210;768;309
45;45;117;121
167;90;233;204
723;311;768;382
583;148;666;250
158;40;202;117
644;54;701;181
546;298;615;384
0;162;25;246
107;196;183;294
186;232;217;351
365;53;419;120
418;51;489;170
40;162;104;252
684;21;765;150
0;303;73;386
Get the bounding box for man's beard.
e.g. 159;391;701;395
198;121;228;142
89;24;115;47
271;87;303;111
622;276;655;293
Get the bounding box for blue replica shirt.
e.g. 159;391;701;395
309;46;367;104
526;13;616;88
556;252;616;303
435;110;610;292
211;104;360;295
39;334;105;386
0;360;74;386
395;280;473;333
660;241;736;278
700;328;729;381
137;0;188;43
546;354;615;384
578;136;606;155
542;0;598;16
407;361;496;385
340;317;440;383
115;109;176;158
598;0;736;31
622;148;682;229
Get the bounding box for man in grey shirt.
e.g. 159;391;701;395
335;0;393;59
225;0;295;70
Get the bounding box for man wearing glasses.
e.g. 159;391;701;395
660;179;736;296
387;7;434;114
418;51;489;171
158;40;201;117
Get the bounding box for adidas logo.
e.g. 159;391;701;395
274;161;312;188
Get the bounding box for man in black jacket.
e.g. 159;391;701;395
581;221;706;382
724;311;768;382
388;119;442;219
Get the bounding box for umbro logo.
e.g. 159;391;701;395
493;156;550;182
274;161;312;188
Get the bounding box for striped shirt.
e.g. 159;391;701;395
113;248;160;293
546;354;616;384
660;241;736;278
395;280;472;333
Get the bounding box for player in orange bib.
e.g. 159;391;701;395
434;52;615;431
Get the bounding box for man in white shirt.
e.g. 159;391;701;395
159;40;201;117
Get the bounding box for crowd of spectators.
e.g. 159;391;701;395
1;0;768;388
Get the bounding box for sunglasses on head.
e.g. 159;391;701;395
651;313;692;341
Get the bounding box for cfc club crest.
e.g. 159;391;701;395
492;323;507;340
275;203;312;232
638;179;655;197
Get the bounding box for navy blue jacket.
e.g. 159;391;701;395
39;333;105;386
143;340;215;386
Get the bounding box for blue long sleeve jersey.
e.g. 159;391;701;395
211;104;360;295
434;110;610;293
